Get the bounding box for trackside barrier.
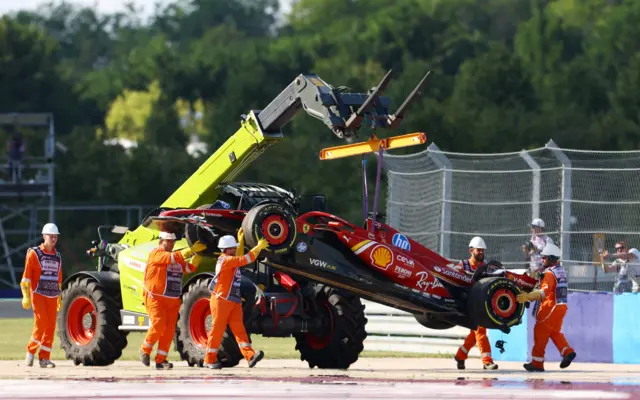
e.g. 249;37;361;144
363;293;640;364
361;300;474;356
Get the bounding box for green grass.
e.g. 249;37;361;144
0;318;448;361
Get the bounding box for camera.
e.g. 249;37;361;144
523;240;535;252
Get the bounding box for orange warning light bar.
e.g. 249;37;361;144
319;132;427;160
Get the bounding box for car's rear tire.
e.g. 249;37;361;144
293;285;367;369
174;278;245;368
467;277;524;333
242;203;297;255
58;277;128;366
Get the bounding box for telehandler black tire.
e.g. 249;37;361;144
58;277;128;366
293;285;367;369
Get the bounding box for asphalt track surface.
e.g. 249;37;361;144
1;358;639;399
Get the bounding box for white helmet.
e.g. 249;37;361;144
42;223;60;235
531;218;545;228
468;236;487;250
540;243;561;258
218;235;239;249
159;231;177;240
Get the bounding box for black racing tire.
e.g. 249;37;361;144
57;277;128;366
241;203;297;255
185;204;221;257
293;285;367;369
413;313;457;330
174;278;245;368
467;277;525;332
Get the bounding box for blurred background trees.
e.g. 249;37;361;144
2;0;640;228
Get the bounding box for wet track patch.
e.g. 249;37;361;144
2;376;640;399
1;358;640;399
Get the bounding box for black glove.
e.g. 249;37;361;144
487;260;503;268
472;263;488;282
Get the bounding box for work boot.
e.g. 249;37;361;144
25;352;34;367
139;350;150;367
206;362;223;369
248;350;264;368
483;362;499;370
454;356;465;370
560;352;576;369
523;362;544;372
39;359;55;368
155;360;173;370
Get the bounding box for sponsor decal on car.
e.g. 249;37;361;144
396;254;415;268
296;242;307;253
392;233;411;251
370;245;393;271
309;258;337;271
415;271;445;291
433;265;474;283
394;265;412;279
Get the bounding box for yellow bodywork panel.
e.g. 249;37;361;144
162;112;282;209
118;112;282;247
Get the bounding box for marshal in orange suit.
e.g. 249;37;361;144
203;228;268;369
517;243;577;372
21;223;63;368
454;236;498;370
140;231;205;369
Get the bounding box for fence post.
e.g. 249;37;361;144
547;140;572;262
427;143;452;258
519;149;541;222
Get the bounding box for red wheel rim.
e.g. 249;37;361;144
189;298;211;348
261;215;289;245
67;296;96;346
491;289;516;318
304;303;334;350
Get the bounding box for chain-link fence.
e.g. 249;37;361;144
383;140;640;292
0;205;155;288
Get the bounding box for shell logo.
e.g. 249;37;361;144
370;245;393;270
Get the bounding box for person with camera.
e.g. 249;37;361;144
522;218;554;278
599;241;640;293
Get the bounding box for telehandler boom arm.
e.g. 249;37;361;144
122;70;429;244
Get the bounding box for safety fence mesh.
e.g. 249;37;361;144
383;140;640;292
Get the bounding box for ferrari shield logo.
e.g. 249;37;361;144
303;224;310;234
138;316;145;326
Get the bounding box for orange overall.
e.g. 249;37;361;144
141;248;195;364
530;264;574;369
22;244;62;361
455;258;495;366
204;252;257;365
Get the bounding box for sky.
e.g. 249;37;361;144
0;0;293;19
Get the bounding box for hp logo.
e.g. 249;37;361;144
392;233;411;251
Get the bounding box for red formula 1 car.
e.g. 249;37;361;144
144;134;537;369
